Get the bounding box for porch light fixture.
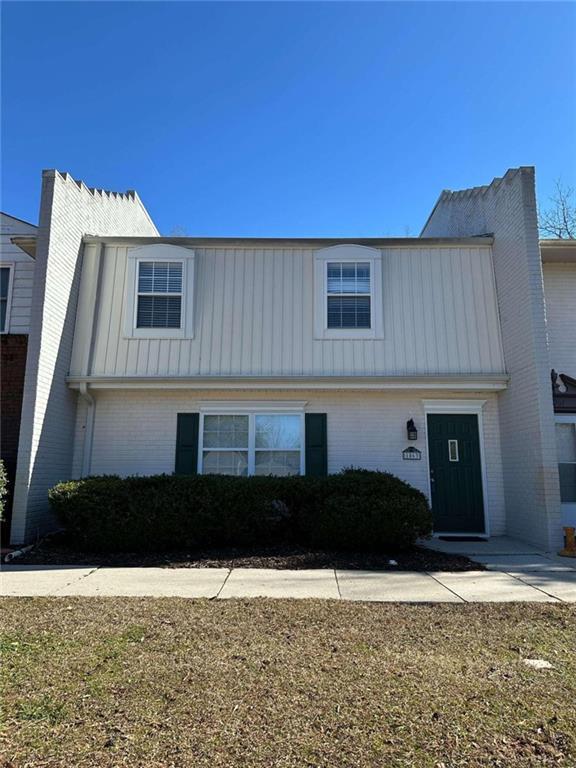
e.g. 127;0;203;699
406;419;418;441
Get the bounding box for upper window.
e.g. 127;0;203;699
124;244;195;339
137;261;182;329
0;266;12;333
327;262;371;329
314;245;383;339
200;412;303;476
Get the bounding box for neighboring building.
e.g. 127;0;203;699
7;167;575;551
0;212;37;541
541;239;576;531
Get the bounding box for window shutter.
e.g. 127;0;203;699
175;413;199;475
305;413;327;477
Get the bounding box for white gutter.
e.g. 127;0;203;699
67;374;510;392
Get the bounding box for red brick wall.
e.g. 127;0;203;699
1;334;28;540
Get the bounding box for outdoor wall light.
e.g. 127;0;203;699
406;419;418;441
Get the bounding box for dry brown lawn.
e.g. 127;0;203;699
1;599;575;768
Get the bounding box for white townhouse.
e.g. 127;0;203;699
7;167;576;550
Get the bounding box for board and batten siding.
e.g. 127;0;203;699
71;243;505;378
543;262;576;377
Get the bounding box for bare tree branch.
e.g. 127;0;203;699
538;180;576;239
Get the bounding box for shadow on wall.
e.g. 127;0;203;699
24;252;84;543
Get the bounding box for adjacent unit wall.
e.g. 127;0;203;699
10;171;159;544
543;262;576;377
0;213;37;335
70;242;505;379
422;167;561;549
71;388;506;536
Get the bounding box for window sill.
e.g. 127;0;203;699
315;328;383;340
124;328;193;340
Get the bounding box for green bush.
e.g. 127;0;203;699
49;469;432;553
0;460;7;522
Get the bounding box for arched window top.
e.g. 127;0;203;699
314;244;381;261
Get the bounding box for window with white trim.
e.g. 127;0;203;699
124;244;195;339
326;262;371;329
555;421;576;503
313;245;383;339
136;261;182;329
201;413;303;476
0;266;12;333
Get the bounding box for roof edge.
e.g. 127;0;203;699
81;235;494;248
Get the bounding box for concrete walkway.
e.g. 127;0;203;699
2;561;575;602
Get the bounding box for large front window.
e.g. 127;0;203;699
201;413;302;476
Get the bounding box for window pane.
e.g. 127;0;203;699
0;267;9;298
555;423;576;463
327;295;371;329
136;295;181;328
255;451;300;476
327;262;342;293
327;262;370;294
138;262;154;292
448;440;459;462
355;263;370;293
203;450;248;476
559;464;576;503
0;299;6;332
203;415;249;448
255;415;301;449
138;261;182;293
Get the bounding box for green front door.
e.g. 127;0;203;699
427;414;485;533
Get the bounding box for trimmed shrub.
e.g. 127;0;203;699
299;469;432;551
49;469;432;553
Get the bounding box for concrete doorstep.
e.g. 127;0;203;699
1;564;575;602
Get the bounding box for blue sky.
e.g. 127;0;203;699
2;1;575;236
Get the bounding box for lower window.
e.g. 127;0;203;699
555;422;576;502
201;413;302;476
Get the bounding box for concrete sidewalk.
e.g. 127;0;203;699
2;563;575;602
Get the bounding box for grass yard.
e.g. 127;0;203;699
1;600;575;768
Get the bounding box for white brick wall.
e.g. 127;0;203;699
543;263;576;376
422;167;561;549
10;171;159;543
72;388;506;536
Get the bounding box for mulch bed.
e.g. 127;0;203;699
12;534;483;570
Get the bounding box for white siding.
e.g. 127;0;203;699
543;262;576;376
73;388;506;536
0;213;36;334
73;243;505;378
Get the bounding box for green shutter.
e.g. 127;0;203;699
305;413;328;476
175;413;199;475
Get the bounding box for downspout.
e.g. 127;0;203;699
79;383;95;478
